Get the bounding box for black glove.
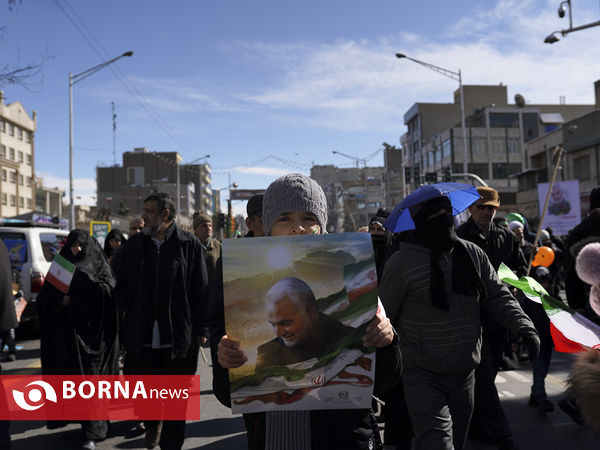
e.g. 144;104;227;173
521;331;540;361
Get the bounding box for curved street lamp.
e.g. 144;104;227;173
395;53;468;179
69;51;133;229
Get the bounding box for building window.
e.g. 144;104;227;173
492;163;522;179
26;176;32;187
9;148;14;160
9;171;15;184
27;198;31;209
489;113;519;128
0;145;5;158
18;174;23;186
472;137;487;155
26;154;32;166
19;197;24;208
442;140;451;159
1;193;5;205
17;128;23;141
0;120;5;133
10;195;15;206
1;169;6;182
18;151;23;163
573;155;591;181
9;124;14;137
468;163;489;178
522;113;540;142
26;132;32;143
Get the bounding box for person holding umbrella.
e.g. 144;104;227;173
380;184;539;450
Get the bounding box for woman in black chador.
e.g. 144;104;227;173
37;229;119;450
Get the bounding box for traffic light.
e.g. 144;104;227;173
217;213;225;229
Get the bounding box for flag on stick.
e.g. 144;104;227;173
499;263;600;353
45;254;75;294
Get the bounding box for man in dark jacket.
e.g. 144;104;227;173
381;193;538;450
456;187;527;450
111;193;208;450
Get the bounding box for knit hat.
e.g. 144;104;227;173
192;211;211;230
262;173;327;236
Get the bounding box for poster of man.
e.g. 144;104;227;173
222;232;378;414
537;180;581;235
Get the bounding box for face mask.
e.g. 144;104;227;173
416;212;456;249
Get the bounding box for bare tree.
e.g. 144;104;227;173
1;0;52;90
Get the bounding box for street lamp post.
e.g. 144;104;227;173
69;51;133;229
395;53;468;180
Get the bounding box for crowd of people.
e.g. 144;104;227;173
0;176;599;450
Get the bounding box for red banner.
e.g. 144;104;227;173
0;375;200;420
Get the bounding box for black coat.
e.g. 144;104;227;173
0;241;17;333
208;257;402;450
37;230;118;375
456;218;527;275
111;224;208;359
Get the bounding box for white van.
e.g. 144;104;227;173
0;223;69;324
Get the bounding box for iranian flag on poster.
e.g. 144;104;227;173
498;263;600;353
45;254;75;294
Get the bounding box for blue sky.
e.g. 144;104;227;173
2;0;600;216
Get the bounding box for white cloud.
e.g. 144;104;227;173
80;1;600;136
37;172;96;205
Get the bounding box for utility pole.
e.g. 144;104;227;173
112;101;117;166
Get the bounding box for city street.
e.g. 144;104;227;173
2;331;599;449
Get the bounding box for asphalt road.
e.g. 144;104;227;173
2;331;599;449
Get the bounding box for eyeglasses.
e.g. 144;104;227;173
475;205;497;211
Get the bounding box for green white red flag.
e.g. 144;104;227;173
498;263;600;353
45;254;75;294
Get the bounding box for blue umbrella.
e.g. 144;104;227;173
384;182;481;233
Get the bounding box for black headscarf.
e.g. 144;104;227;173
62;229;116;289
103;228;126;260
410;196;484;311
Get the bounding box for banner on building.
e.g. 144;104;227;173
537;180;581;236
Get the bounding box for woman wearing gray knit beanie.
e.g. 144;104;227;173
215;173;402;450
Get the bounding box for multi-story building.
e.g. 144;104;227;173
383;144;404;211
0;91;36;218
401;84;594;212
35;178;64;218
96;147;211;219
311;164;386;232
516;80;600;225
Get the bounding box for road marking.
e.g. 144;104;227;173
500;390;515;398
495;374;506;383
504;371;530;383
546;373;568;389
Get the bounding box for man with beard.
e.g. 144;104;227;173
380;194;539;450
111;193;208;450
255;277;355;371
456;187;528;450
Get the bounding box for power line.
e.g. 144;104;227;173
54;0;198;159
